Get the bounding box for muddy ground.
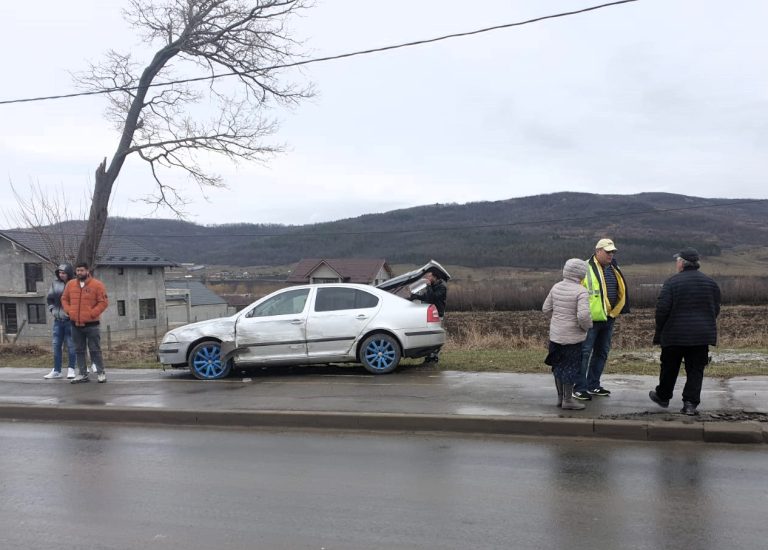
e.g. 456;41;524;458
600;410;768;423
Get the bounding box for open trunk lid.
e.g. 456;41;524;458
375;260;451;293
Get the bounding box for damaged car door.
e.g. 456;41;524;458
233;287;311;364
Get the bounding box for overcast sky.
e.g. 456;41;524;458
1;0;766;227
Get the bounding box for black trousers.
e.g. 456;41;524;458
655;345;709;405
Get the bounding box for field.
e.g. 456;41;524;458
443;305;768;349
2;306;766;376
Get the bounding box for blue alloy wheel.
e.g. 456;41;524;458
360;334;401;374
189;341;232;380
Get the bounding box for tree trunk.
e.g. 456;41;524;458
77;157;113;267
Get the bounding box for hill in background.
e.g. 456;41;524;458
94;192;768;268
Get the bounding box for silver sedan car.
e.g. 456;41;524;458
158;262;449;380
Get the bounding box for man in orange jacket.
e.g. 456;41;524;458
62;262;109;383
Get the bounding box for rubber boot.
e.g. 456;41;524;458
561;383;586;410
554;375;563;408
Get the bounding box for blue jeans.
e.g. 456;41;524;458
72;324;105;376
52;319;76;373
576;317;615;392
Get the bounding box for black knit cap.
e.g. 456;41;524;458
674;247;700;262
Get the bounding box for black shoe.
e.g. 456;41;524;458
70;374;90;384
648;390;669;408
587;387;611;396
681;402;699;416
572;391;592;401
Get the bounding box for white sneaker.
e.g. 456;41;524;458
44;370;63;379
91;363;98;373
67;367;76;379
97;372;107;383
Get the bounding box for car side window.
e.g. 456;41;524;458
247;289;310;318
315;287;379;312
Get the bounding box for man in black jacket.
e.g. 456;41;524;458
649;247;721;415
408;268;447;363
44;263;77;379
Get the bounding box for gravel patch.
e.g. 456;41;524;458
600;409;768;423
618;350;768;364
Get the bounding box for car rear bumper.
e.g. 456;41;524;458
403;345;443;359
400;327;444;358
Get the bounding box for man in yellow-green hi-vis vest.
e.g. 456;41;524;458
572;238;630;401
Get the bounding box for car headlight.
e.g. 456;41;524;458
162;333;179;344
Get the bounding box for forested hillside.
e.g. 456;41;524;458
91;192;768;267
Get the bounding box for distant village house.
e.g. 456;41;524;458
286;258;393;286
165;280;229;326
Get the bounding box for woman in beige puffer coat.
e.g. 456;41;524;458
543;258;593;410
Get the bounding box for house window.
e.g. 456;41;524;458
1;303;18;333
24;263;44;293
117;267;124;275
139;298;156;320
27;303;47;324
117;300;126;316
147;267;153;275
312;277;340;284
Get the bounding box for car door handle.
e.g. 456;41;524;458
289;319;303;325
356;315;368;320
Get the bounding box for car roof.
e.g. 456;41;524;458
285;283;384;290
272;283;392;298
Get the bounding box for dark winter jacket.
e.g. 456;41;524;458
410;279;447;317
46;263;74;321
653;267;721;347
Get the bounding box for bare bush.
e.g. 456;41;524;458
444;323;539;351
445;305;768;350
449;279;558;311
449;276;768;312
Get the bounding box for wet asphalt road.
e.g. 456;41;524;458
1;422;766;550
2;368;767;417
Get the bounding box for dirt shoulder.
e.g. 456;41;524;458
601;410;768;423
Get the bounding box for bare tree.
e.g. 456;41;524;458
6;181;88;265
75;0;312;266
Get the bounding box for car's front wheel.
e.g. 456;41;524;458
189;341;232;380
360;333;401;374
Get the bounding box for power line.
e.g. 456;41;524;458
27;198;767;239
0;0;639;107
